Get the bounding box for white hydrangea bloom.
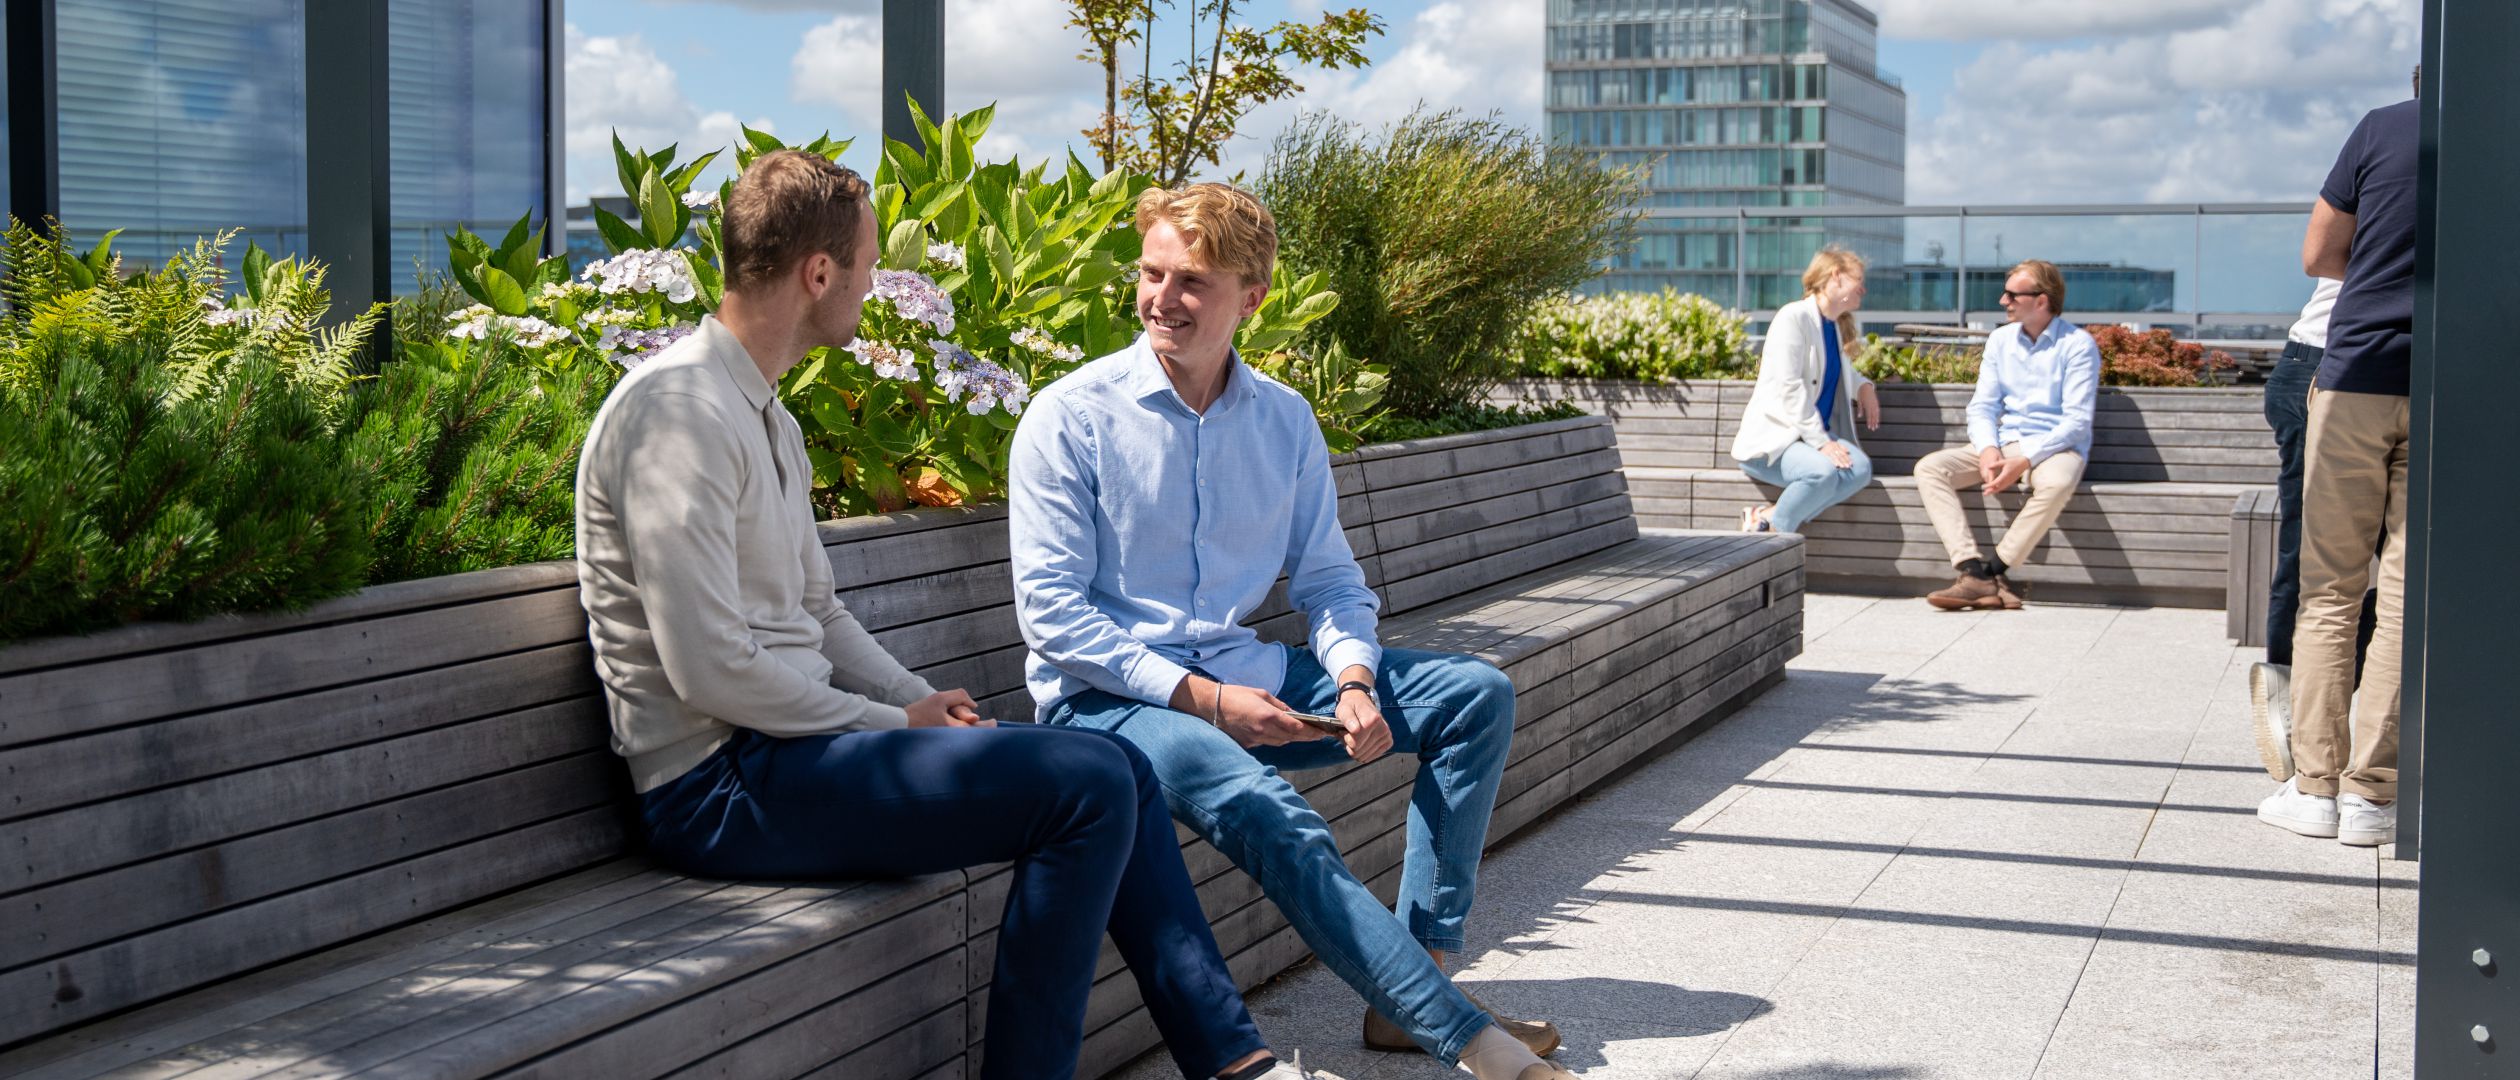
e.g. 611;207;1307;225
681;189;721;211
583;248;702;306
926;241;967;270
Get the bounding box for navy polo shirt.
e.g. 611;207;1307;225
2316;99;2418;396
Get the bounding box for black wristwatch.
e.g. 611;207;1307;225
1337;680;1378;706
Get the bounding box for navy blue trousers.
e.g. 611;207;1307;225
639;725;1263;1080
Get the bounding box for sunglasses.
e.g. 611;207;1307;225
2000;288;2046;303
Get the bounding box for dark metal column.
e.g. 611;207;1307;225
543;0;567;258
881;0;943;150
5;0;56;226
305;0;393;324
2409;0;2520;1074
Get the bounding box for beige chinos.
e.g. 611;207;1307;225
2287;387;2407;801
1913;443;2087;569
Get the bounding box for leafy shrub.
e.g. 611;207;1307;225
1358;400;1584;444
1856;336;1980;384
1516;289;1749;380
2089;324;2236;387
1260;107;1642;418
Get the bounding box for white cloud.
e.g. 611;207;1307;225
565;23;772;201
1872;0;2237;42
788;0;1102;168
1905;0;2419;204
1214;0;1547;178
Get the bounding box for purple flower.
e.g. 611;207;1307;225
928;339;1028;416
871;270;957;335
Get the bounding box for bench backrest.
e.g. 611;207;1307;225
0;416;1634;1048
1499;379;2275;484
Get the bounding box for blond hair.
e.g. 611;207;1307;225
1134;182;1278;287
2009;259;2066;313
1802;246;1867;357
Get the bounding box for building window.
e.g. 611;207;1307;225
55;0;310;264
388;0;547;293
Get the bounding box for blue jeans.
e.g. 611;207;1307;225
1046;646;1516;1065
639;725;1262;1080
2265;345;2375;670
1739;440;1874;533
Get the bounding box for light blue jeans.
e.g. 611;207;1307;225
1045;645;1515;1065
1740;440;1873;533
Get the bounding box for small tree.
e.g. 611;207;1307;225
1071;0;1383;185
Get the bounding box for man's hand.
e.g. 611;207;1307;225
1977;446;2004;488
1855;383;1881;432
1334;665;1393;765
1173;675;1316;748
907;688;994;728
1820;440;1854;470
1984;456;2034;496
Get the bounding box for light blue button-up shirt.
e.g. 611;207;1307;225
1008;335;1382;719
1967;317;2102;464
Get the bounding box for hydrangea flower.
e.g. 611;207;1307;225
926;241;967;270
929;339;1028;416
446;310;570;348
539;280;598;305
583;248;700;305
681;189;721;211
844;338;922;381
1010;325;1085;363
870;269;956;335
200;294;255;328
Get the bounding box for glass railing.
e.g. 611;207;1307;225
1603;202;2316;337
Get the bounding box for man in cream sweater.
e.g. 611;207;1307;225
574;150;1316;1080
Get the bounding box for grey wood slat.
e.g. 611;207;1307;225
1369;472;1629;554
837;562;1016;634
1524;605;1796;808
1561;546;1788;676
232;877;954;1080
2;699;608;895
1374;494;1637;585
1799;536;2230;572
1377;534;1745;663
1780;521;2233;555
1345;416;1605;469
0;810;626;1048
1806;555;2228;591
820;508;1010;591
0;863;669;1080
86;874;748;1080
0;642;597;823
2;753;622;972
908;642;1031;706
1359;422;1616;491
796;1007;965;1080
487;896;965;1080
870;603;1026;672
0;563;579;679
1364;447;1624;523
1382;517;1640;617
0;587;593;750
1683;470;2264;516
646;960;964;1080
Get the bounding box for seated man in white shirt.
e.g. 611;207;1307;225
1914;259;2102;611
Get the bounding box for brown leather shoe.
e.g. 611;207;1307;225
1363;990;1561;1056
1994;575;2028;609
1925;573;2005;611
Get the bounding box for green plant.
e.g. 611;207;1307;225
1357;400;1585;444
1260;107;1644;418
1070;0;1383;184
1516;289;1750;380
1856;336;1980;384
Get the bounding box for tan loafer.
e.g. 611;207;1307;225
1363;990;1561;1056
1925;573;2005;611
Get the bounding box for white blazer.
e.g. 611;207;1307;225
1729;295;1871;463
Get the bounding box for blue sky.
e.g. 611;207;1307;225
565;0;2420;310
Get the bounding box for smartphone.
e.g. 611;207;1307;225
1284;711;1348;736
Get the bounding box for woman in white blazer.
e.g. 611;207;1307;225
1728;247;1880;533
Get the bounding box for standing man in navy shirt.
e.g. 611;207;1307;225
2257;73;2418;849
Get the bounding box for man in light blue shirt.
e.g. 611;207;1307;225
1010;183;1572;1080
1914;259;2101;610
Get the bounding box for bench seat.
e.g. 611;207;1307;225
0;416;1801;1080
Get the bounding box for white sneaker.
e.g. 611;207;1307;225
1739;505;1773;533
2338;794;2396;847
1249;1052;1350;1080
2249;662;2294;781
2257;777;2338;838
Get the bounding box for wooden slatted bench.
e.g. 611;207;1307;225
0;416;1801;1080
1498;379;2275;609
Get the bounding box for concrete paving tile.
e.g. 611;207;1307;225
2375;853;2418;1080
1692;781;1945;845
1819;851;2126;960
2063;937;2378;1034
1362;1016;1733;1080
1693;938;2087;1080
2032;1006;2374;1080
2102;865;2379;953
1956;756;2180;806
1471;899;1831;1031
1604;827;1902;906
1901;796;2160;861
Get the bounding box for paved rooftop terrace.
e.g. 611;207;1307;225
1118;593;2416;1080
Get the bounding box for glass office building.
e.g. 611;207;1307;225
1546;0;1907;308
13;0;559;296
